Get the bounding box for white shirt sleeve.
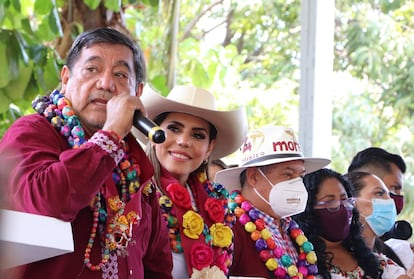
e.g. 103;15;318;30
385;238;414;270
376;252;407;279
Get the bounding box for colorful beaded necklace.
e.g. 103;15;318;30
32;90;141;271
228;190;318;279
157;172;235;273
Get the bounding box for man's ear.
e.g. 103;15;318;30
245;167;260;187
136;82;144;97
60;65;70;94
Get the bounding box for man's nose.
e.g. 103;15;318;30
96;71;115;92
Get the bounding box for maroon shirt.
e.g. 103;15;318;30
0;114;172;279
230;220;273;278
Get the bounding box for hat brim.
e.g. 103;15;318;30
215;157;330;192
135;86;248;159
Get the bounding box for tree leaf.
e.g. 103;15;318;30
84;0;102;10
104;0;121;12
0;89;12;113
34;0;53;15
48;7;63;36
5;60;33;101
0;1;6;24
0;41;11;87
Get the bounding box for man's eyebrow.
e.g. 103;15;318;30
84;56;132;73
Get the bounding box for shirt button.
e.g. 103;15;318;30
129;269;133;276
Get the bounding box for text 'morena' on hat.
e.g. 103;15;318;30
215;125;330;191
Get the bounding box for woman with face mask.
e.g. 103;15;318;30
347;171;414;279
294;168;382;278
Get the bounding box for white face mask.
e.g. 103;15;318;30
254;169;308;218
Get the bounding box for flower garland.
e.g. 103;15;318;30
157;172;235;276
330;265;365;278
32;89;142;271
228;190;318;279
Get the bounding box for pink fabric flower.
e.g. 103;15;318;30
190;243;214;270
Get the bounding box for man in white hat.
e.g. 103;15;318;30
215;125;330;278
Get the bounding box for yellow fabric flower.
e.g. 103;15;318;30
210;223;232;248
183;210;204;239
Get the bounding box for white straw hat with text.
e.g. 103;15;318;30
215;125;330;191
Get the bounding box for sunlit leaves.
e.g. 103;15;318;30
0;42;10;87
84;0;101;10
104;0;120;12
34;0;53;15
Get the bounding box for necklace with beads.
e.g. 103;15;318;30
32;89;142;271
158;176;234;252
157;172;235;274
228;190;319;279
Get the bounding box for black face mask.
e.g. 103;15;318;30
314;205;353;242
389;192;404;214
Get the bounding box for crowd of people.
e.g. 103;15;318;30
0;27;413;279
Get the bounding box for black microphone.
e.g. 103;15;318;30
133;110;166;144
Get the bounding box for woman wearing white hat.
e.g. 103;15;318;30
137;85;248;278
215;125;330;278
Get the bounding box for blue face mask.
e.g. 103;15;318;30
364;198;396;236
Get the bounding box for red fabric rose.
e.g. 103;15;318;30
190;243;214;270
166;183;192;209
204;198;225;223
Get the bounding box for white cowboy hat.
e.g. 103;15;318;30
215;125;330;191
135;84;248;160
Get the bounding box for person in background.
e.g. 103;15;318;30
0;28;172;278
348;147;414;269
346;171;414;278
215;125;330;278
294;168;382;278
208;159;229;181
137;85;248;278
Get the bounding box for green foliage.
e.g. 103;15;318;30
0;0;63;132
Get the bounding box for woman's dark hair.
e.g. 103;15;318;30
66;27;146;89
293;168;382;278
346;171;407;269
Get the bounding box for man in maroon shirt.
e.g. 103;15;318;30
216;126;330;278
0;28;172;279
